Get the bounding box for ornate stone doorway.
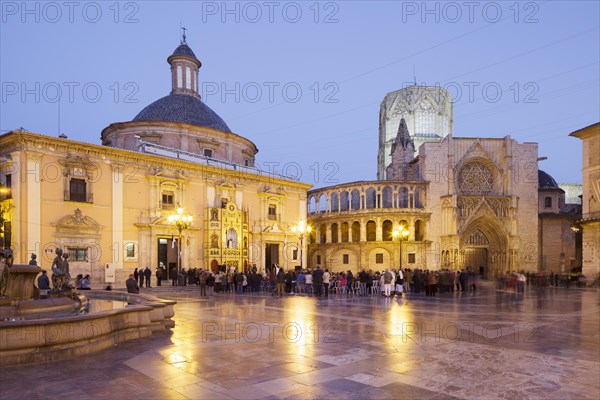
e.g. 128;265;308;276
460;220;508;279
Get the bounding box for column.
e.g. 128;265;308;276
112;165;124;269
26;153;42;260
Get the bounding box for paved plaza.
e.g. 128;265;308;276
1;284;599;400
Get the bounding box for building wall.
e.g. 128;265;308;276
570;123;600;281
0;131;310;288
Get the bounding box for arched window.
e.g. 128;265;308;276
352;221;361;242
382;187;393;208
544;196;552;208
185;66;192;90
341;222;349;242
319;224;327;244
331;223;339;243
308;196;317;214
399;220;409;233
399;187;409;208
366;221;376;241
366;188;376;209
415;220;424;241
382;220;393;241
319;194;327;213
331;192;339;212
176;65;183;88
415;187;423;208
351;190;361;210
340;191;349;211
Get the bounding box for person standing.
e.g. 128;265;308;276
139;267;145;288
38;270;51;299
346;270;354;296
323;268;331;297
276;268;285;297
134;268;139;286
313;266;324;297
383;269;393;297
126;274;139;294
198;270;207;296
155;266;162;286
144;267;152;288
305;269;313;295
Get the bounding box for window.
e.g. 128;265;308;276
376;253;383;264
544;197;552;208
68;248;88;261
69;178;87;202
162;192;174;209
316;255;321;264
204;149;213;158
343;254;349;264
408;253;416;264
244;159;249;167
292;249;298;261
366;221;376;241
331;223;338;243
126;243;135;258
2;221;11;248
124;241;138;261
268;205;277;220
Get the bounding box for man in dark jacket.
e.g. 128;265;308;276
313;266;324;297
126;274;139;294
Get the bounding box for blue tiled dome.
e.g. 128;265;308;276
538;170;559;189
171;43;198;60
133;94;231;133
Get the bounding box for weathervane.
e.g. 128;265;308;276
181;26;187;44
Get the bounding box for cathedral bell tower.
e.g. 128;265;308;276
167;28;202;98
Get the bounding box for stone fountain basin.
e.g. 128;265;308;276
0;291;176;366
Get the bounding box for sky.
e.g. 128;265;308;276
1;1;599;189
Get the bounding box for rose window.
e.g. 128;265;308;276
458;162;494;196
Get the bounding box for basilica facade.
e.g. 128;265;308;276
0;39;310;287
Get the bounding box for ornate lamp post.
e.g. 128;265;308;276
167;206;193;275
392;224;410;270
291;220;312;269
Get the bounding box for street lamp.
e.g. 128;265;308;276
291;220;312;269
167;206;193;275
392;224;410;270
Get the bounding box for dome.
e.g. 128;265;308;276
133;94;231;133
169;43;199;62
538;170;559;189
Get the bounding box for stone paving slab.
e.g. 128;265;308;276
0;285;598;400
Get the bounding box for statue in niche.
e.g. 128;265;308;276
226;228;237;249
211;208;219;221
211;234;219;249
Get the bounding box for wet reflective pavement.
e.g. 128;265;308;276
1;284;598;399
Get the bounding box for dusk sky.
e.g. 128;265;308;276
1;1;599;188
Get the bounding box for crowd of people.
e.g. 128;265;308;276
150;265;496;298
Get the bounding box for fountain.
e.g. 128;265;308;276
0;248;176;366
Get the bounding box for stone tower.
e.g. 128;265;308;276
385;118;415;180
377;85;453;179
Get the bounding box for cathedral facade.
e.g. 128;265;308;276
0;39;311;287
307;86;581;277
